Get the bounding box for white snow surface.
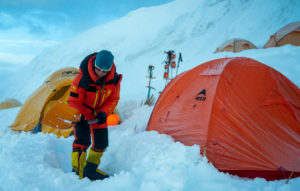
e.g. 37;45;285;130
0;0;300;190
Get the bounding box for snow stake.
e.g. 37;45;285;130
163;50;174;86
163;50;182;86
146;64;156;100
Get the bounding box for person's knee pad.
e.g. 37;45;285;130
73;118;91;148
91;128;108;151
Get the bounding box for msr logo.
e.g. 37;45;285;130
195;89;206;101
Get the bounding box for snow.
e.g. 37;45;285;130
0;0;300;190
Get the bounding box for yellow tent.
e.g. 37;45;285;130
10;67;79;138
0;98;22;110
214;38;257;53
264;21;300;48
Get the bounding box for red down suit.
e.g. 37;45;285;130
68;53;122;129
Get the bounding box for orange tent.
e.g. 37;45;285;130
264;21;300;48
147;57;300;180
214;38;257;53
0;98;22;110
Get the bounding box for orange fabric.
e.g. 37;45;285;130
107;114;120;126
147;57;300;180
264;21;300;48
214;38;257;53
68;55;121;128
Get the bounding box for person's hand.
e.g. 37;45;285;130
96;111;107;124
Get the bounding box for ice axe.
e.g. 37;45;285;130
41;101;98;129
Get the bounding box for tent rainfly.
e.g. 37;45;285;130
214;38;257;53
264;21;300;48
10;67;79;138
147;57;300;180
0;98;22;110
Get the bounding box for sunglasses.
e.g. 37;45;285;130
95;67;108;73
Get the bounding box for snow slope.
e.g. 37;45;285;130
1;0;299;104
0;0;300;190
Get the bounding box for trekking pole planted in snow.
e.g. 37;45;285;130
167;50;176;80
170;52;176;79
176;52;183;76
163;50;176;86
146;65;155;100
163;63;169;86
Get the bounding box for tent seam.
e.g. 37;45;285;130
204;57;234;155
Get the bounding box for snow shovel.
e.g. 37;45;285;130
41;101;98;129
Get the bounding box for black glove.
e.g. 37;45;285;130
96;111;107;125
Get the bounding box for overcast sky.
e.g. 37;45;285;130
0;0;172;68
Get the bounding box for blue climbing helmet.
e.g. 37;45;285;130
95;50;114;71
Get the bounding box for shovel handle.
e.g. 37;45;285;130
56;116;98;125
87;119;99;124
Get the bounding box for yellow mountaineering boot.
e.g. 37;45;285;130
84;148;109;181
71;149;87;179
